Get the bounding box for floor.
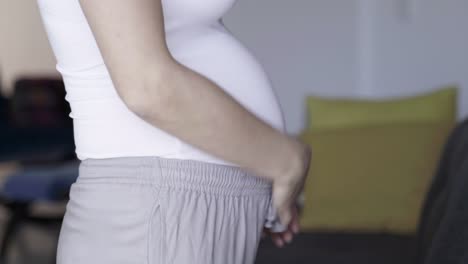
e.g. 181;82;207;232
255;233;415;264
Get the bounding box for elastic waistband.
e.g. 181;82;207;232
78;156;272;196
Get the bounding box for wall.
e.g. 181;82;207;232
0;1;59;97
224;0;360;133
362;0;468;119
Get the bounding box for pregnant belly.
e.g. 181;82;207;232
72;22;286;164
165;22;286;133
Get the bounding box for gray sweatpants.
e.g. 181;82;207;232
56;156;283;264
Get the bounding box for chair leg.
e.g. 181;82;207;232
0;202;30;263
25;214;63;264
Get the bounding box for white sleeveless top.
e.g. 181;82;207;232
36;0;286;166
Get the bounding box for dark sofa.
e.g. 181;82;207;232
256;233;415;264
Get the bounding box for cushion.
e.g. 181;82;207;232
297;121;454;234
1;160;79;201
306;86;457;131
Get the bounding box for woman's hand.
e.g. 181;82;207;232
272;141;311;231
262;205;301;247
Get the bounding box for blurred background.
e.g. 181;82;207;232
0;0;467;264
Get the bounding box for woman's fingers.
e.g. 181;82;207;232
272;181;294;226
264;204;303;248
272;144;311;227
280;207;299;243
264;210;299;247
271;233;285;248
281;230;293;243
290;205;300;234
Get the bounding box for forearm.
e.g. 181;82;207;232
129;60;305;181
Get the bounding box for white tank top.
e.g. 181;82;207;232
36;0;286;166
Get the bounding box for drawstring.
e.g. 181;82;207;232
264;196;287;233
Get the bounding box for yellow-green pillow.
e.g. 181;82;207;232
306;86;457;131
297;122;453;234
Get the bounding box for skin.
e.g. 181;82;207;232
262;205;301;247
78;0;312;248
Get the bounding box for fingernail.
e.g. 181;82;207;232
276;240;284;248
292;225;299;234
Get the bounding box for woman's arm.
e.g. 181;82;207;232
77;0;307;182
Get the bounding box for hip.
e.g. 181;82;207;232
57;156;274;264
74;155;273;193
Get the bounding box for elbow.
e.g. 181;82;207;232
122;68;173;120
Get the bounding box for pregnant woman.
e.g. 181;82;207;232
36;0;311;263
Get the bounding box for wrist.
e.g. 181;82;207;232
273;136;309;183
